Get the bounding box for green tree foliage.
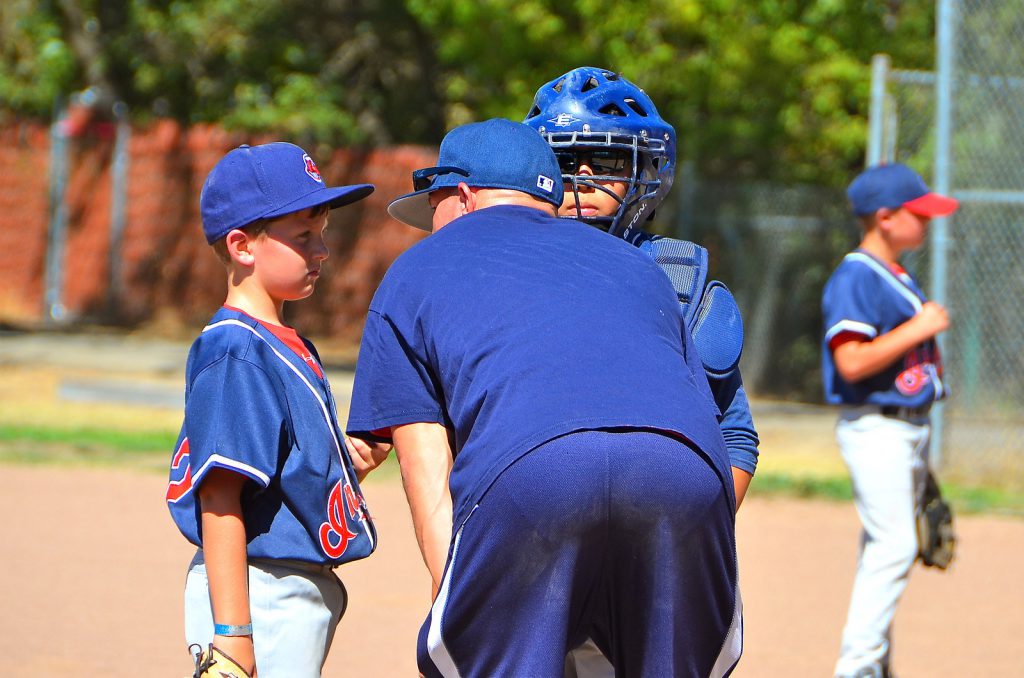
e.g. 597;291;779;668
0;0;445;145
407;0;938;185
1;0;937;183
0;0;77;114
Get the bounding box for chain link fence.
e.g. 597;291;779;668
874;0;1024;484
663;0;1024;487
15;2;1020;489
666;166;857;404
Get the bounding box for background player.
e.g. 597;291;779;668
821;162;957;678
166;142;388;677
349;118;742;677
523;67;758;676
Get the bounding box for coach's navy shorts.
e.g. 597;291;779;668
417;428;741;678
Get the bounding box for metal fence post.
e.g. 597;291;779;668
107;102;130;317
868;54;891;167
930;0;958;468
44;99;71;324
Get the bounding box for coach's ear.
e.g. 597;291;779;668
457;182;477;215
225;228;256;267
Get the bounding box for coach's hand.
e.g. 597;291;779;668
346;435;393;481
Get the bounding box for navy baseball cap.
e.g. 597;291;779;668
847;163;958;218
200;142;374;244
388;118;564;231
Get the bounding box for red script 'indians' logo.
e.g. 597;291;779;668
303;154;323;183
896;365;928;395
895;344;941;396
319;480;364;558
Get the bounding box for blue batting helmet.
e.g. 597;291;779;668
524;66;676;239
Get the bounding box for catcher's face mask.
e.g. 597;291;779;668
523;66;676;240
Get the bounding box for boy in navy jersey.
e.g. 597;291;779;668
821;163;958;678
166;143;389;677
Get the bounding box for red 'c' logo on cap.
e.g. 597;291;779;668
303;154;323;183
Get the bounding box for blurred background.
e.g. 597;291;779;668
0;0;1021;494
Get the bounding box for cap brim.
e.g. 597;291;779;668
265;184;375;219
387;188;435;231
904;192;958;218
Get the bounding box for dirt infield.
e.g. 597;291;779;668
0;331;1020;676
1;464;1021;677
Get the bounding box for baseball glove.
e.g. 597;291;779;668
190;643;253;678
916;470;956;570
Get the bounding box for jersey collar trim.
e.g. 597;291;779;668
846;251;923;312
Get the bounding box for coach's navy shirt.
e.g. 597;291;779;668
348;205;729;528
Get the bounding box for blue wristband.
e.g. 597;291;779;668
214;623;253;637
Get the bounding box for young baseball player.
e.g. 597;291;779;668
822;162;958;678
165;142;388;677
523;67;757;677
349;118;741;678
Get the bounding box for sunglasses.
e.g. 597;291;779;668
555;149;632;176
412;166;470;192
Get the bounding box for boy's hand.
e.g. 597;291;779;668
346;435;393;481
912;301;950;338
192;638;256;677
212;635;255;675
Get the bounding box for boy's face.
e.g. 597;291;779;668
249;208;330;302
555;148;630;219
882;207;931;252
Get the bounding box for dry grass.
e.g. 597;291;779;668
0;365;184;432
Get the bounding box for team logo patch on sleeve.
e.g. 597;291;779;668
166;437;193;503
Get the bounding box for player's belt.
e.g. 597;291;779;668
249;557;337;574
880;404;932;420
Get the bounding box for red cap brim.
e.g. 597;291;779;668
904;192;959;217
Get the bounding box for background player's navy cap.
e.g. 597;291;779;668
200;142;374;244
388;118;564;231
847;162;958;218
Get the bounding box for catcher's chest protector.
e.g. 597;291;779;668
638;236;745;380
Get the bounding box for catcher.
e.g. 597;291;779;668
523;66;756;678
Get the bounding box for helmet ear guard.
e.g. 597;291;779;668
523;67;676;239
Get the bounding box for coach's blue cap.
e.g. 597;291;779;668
200;142;374;244
847;163;958;218
388;118;564;231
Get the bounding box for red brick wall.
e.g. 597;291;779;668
0;118;431;342
0;122;51;322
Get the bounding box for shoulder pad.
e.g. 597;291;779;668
639;236;708;327
638;236;744;379
691;281;744;379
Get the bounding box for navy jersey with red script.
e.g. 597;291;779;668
821;249;947;408
166;306;374;564
347;205;731;530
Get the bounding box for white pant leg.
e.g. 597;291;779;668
184;552;347;677
565;639;614;678
833;410;929;678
